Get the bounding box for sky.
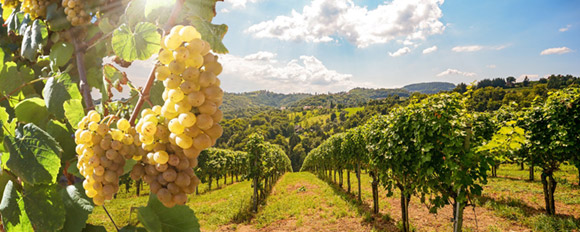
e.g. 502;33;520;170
100;0;580;99
208;0;580;94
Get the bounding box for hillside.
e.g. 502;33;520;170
221;87;410;114
403;82;455;94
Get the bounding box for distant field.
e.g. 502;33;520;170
288;107;365;127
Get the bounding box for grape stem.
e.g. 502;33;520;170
128;0;185;125
103;205;120;232
73;34;95;111
0;78;47;103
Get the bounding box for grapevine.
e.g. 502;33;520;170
0;0;229;230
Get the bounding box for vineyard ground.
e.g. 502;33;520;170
89;165;579;231
331;164;580;232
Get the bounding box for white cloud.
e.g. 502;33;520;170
451;45;483;52
559;24;571;32
219;52;373;93
389;47;411;57
220;0;261;12
540;47;572;55
486;64;496;69
517;74;539;82
246;0;445;48
436;68;476;77
451;44;508;52
422;45;437;54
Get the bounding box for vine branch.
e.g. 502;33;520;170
129;0;185;125
73;34;95;110
0;78;47;103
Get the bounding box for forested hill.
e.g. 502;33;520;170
221;88;411;114
403;82;455;94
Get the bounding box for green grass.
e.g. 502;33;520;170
254;172;361;229
88;178;252;231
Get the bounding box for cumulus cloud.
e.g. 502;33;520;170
517;74;539;82
451;45;483;52
559;24;571;32
436;68;476;77
246;0;445;48
487;64;496;69
422;45;437;54
220;0;261;12
389;47;411;57
540;47;572;55
451;44;508;52
219;52;373;93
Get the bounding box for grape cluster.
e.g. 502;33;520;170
0;0;20;10
62;0;90;26
130;25;224;207
21;0;53;19
75;111;144;205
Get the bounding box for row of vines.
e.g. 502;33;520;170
0;0;234;231
301;87;580;232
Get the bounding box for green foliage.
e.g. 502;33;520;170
137;194;200;232
112;22;161;62
4;123;62;185
402;81;455;94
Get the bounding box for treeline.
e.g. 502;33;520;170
301;88;580;232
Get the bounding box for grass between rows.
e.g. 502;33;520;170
87;176;252;231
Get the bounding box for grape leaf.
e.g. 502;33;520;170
22;183;66;232
49;42;74;68
0;181;34;232
183;0;219;22
112;22;161;62
120;225;148;232
83;224;108;232
124;0;146;28
144;0;175;21
46;120;76;162
43;76;72;120
6;10;24;33
21;20;45;61
150;81;165;106
64;99;85;129
4;123;62;185
137;193;201;232
60;183;94;232
14;97;49;128
190;18;228;54
0;62;35;97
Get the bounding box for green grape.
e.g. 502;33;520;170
179;26;201;42
154;151;169;164
168;60;186;74
168;89;185;103
155;65;171;81
175;134;193;149
178;112;196;127
168;119;185;135
158;49;174;65
117;118;130;132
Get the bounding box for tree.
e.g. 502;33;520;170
506;76;516;87
524;88;580;214
523;76;530;87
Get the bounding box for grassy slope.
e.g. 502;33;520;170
329;164;580;232
88;178;252;231
232;172;374;231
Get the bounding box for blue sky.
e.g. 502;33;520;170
209;0;580;94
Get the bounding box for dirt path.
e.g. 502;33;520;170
218;172;376;232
